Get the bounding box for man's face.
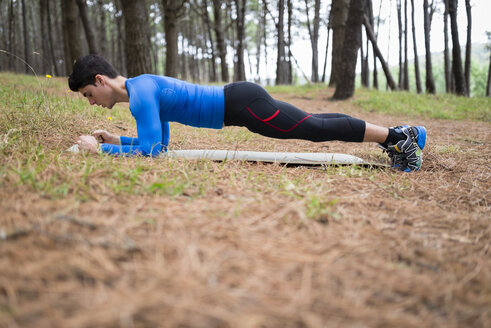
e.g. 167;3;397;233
79;75;115;109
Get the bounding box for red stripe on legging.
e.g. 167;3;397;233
246;107;279;122
246;106;312;133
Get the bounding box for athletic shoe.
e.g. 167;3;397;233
378;125;409;167
387;126;427;172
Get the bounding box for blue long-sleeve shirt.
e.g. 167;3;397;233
100;74;225;156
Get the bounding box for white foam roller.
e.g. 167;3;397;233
165;149;367;165
67;145;373;166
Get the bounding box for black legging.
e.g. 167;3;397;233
223;82;366;142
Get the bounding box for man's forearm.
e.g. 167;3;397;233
120;136;139;146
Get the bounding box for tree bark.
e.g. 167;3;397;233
162;0;186;78
444;0;451;93
373;0;383;89
305;0;321;83
121;0;153;77
363;14;397;91
287;0;293;84
262;0;269;84
321;4;331;83
447;0;466;95
410;0;422;93
46;0;59;75
423;0;436;94
486;42;491;97
212;0;229;82
254;0;263;83
75;0;98;54
233;0;246;81
333;0;365;99
464;0;471;96
114;0;126;76
403;0;409;90
362;0;374;88
396;0;403;88
328;0;350;87
8;0;14;70
40;0;50;74
97;0;108;59
276;0;289;85
21;0;30;74
360;29;366;86
0;1;7;70
203;0;217;82
61;0;82;74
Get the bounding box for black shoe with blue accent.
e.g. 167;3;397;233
379;125;427;172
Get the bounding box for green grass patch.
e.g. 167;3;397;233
353;88;491;121
265;82;490;122
265;83;331;98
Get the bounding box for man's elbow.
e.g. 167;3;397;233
142;143;165;157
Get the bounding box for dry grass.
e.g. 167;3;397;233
0;74;490;327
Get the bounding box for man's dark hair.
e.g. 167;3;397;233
68;55;120;91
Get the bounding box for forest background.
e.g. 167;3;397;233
1;0;491;98
1;1;491;326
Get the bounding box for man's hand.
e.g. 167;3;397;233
92;130;120;145
76;135;101;154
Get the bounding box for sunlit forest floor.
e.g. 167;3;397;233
0;73;490;327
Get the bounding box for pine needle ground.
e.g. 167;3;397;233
0;74;490;327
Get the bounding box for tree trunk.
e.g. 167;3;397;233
97;0;108;59
403;0;409;90
75;0;98;54
464;0;471;96
254;0;263;83
233;0;246;81
373;0;383;89
287;0;293;84
203;0;217;82
360;29;366;87
149;8;158;74
40;0;50;74
262;0;269;84
410;0;421;93
486;45;491;97
444;0;451;93
212;0;229;82
162;0;186;78
423;0;436;94
305;0;321;83
61;0;81;74
363;14;397;90
396;0;403;88
114;0;126;76
321;4;331;83
363;0;374;88
180;22;187;80
447;0;465;95
46;0;59;75
276;0;289;85
8;0;14;71
333;0;365;99
121;0;153;77
21;0;30;74
328;0;350;87
385;0;393;90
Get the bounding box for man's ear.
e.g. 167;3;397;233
95;74;105;86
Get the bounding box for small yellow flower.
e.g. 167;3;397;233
108;116;112;121
46;74;52;78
